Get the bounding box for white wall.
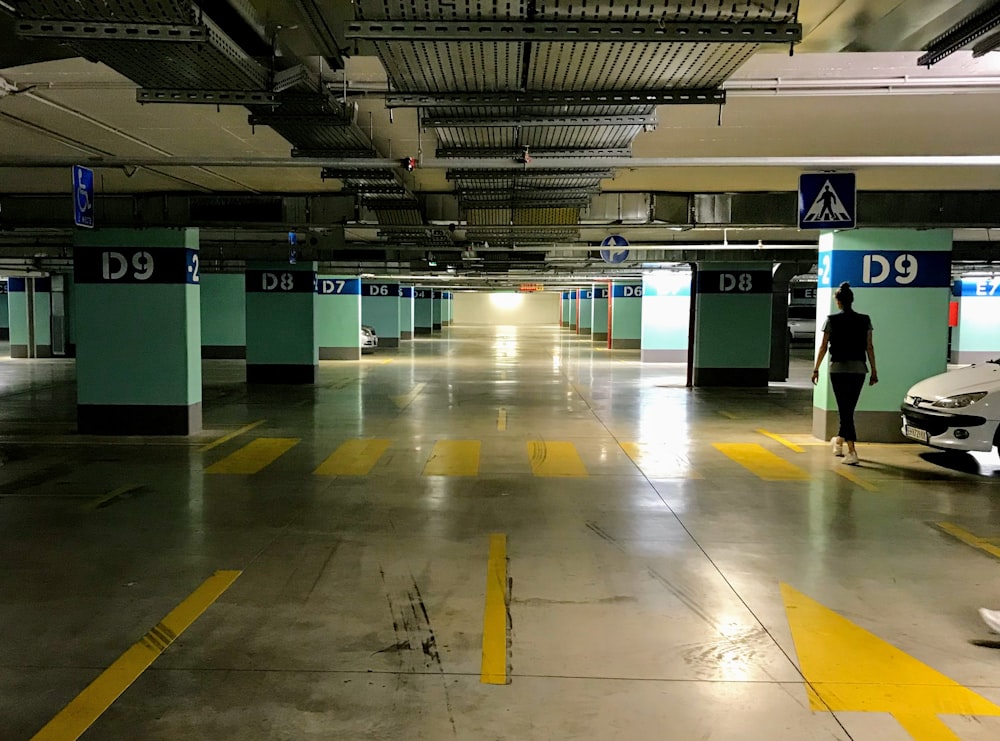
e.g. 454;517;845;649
453;291;560;326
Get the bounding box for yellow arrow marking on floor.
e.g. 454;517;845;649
781;583;1000;740
314;439;391;476
528;441;588;477
392;383;426;410
205;438;299;474
835;466;879;492
423;440;480;476
621;442;703;479
714;443;810;481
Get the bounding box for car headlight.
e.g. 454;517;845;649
931;392;988;409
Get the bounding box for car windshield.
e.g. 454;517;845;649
787;305;815;319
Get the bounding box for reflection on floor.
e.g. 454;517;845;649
2;326;1000;741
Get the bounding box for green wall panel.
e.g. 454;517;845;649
8;288;27;345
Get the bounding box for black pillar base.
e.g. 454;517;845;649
78;403;203;435
693;367;769;387
378;337;400;348
10;344;28;358
247;363;317;384
0;328;9;340
414;327;432;335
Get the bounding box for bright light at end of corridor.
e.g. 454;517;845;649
489;293;524;310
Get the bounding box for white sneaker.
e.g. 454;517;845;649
980;608;1000;634
842;451;860;466
831;437;844;457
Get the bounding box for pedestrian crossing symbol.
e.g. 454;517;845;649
798;172;856;230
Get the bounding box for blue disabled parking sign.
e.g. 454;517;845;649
798;172;855;230
72;165;95;228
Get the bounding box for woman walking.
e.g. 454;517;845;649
811;282;879;465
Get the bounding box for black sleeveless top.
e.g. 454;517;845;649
827;310;871;363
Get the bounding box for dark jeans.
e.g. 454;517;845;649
830;372;866;442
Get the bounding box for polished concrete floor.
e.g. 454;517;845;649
2;326;1000;741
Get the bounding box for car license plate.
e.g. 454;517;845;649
904;425;929;443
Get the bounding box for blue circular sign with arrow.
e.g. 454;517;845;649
599;235;630;264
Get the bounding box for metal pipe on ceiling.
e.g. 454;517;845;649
3;155;1000;169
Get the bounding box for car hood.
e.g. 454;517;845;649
906;361;1000;401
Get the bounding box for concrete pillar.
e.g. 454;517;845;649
0;280;8;340
561;291;571;327
442;291;453;326
246;263;318;381
315;275;360;361
568;290;578;331
432;290;443;331
200;273;246;358
609;281;642;349
7;277;52;358
74;227;201;434
813;229;953;441
693;264;773;387
414;288;434;335
399;285;414;340
591;284;609;343
362;280;401;348
641;271;691;362
577;287;593;336
951;275;1000;364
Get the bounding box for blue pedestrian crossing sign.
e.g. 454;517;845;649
599;234;630;264
798;172;855;230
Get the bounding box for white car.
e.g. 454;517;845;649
361;325;378;354
900;359;1000;458
787;305;817;342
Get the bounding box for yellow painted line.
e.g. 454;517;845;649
380;359;392;365
314;439;391;476
781;583;1000;740
82;484;141;512
528;441;588;477
713;443;810;481
423;440;480;476
835;466;880;492
621;442;703;479
481;533;508;685
31;570;241;741
938;522;1000;560
205;438;299;474
756;428;804;453
497;408;508;432
392;382;426;410
198;419;266;453
718;410;740;420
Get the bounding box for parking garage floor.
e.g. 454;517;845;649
2;327;1000;741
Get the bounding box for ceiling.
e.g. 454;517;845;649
1;0;1000;282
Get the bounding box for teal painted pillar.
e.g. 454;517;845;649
442;291;453;326
591;284;609;343
414;288;433;335
50;274;71;357
641;272;691;362
74;227;201;434
561;291;571;327
201;273;246;358
0;280;8;341
693;264;772;386
246;263;318;382
362;280;401;348
951;276;1000;364
578;287;593;336
432;290;443;331
568;290;578;330
813;229;952;441
399;286;414;340
7;278;51;358
315;275;360;361
610;281;642;349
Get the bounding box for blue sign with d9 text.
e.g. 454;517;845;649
818;250;951;289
